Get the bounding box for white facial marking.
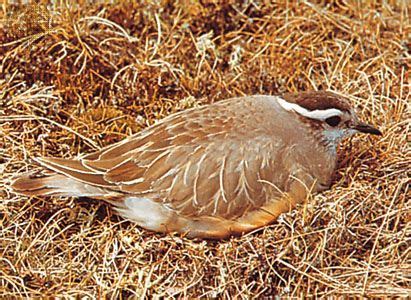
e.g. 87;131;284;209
322;128;357;154
323;128;357;142
277;97;343;120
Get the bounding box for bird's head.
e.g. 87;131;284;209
278;91;382;150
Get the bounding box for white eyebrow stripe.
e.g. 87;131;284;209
277;97;343;120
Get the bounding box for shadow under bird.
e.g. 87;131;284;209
11;91;382;239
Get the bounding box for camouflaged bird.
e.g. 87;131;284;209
11;91;381;239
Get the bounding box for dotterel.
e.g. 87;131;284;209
11;91;382;239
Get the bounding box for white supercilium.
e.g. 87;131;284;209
277;97;343;121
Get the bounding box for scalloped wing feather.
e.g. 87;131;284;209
30;96;290;220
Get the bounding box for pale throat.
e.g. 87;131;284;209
320;128;357;154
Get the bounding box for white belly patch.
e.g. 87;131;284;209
114;197;173;231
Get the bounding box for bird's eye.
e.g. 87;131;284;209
325;116;341;127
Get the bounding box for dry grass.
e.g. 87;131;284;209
0;0;410;298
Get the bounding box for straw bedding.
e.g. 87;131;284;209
0;1;409;297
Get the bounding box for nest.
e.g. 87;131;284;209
0;1;409;297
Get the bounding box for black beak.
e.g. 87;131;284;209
354;122;382;136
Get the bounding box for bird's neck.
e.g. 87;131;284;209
318;128;356;155
318;132;340;155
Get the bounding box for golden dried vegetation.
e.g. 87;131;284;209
0;0;409;298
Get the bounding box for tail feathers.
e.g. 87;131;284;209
11;172;108;197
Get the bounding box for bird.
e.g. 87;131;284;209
11;91;382;239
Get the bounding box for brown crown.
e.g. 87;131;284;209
281;91;351;112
